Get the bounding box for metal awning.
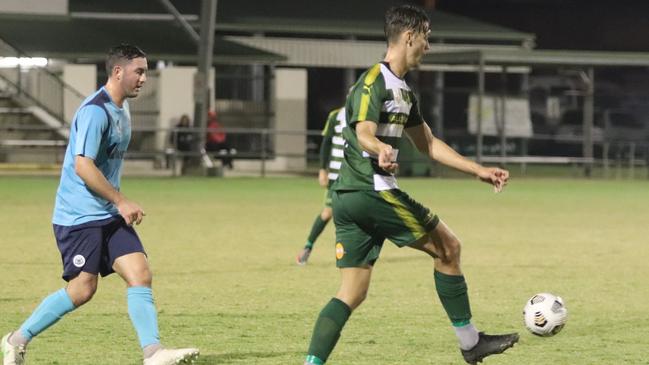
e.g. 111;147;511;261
228;36;530;73
423;49;649;67
0;15;286;64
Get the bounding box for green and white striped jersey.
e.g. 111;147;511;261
322;107;347;184
333;62;423;191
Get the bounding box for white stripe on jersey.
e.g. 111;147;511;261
329;160;342;170
376;124;404;138
362;150;376;158
334;124;344;133
332;136;345;146
373;174;399;191
362;149;399;160
328;172;339;180
331;148;344;158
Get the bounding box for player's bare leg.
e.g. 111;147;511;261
410;220;518;364
2;272;97;365
113;253;199;364
304;266;372;364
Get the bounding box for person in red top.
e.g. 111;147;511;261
205;110;234;169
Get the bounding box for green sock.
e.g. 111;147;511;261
306;215;329;248
305;355;325;365
306;298;351;363
434;270;472;326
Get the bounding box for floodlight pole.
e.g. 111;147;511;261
157;0;200;45
194;0;217;156
158;0;216;172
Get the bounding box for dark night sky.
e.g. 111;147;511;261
435;0;649;51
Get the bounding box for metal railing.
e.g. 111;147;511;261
0;124;647;179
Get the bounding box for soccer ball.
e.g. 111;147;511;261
523;293;568;336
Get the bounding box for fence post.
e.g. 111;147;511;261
603;142;609;179
629;142;636;179
260;128;268;178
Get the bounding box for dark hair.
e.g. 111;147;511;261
384;5;430;45
105;44;146;76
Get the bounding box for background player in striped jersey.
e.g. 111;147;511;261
296;107;347;265
304;5;518;365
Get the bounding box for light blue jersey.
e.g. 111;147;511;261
53;87;131;226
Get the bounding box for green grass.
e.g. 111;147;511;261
1;176;648;364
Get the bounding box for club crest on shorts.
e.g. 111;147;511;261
73;254;86;268
335;242;345;260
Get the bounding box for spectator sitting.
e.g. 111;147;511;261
169;114;194;153
168;114;195;174
205;110;234;169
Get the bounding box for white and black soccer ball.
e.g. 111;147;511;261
523;293;568;336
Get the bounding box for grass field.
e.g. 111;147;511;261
1;176;648;364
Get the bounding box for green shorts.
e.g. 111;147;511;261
332;189;439;268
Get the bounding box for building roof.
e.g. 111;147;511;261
68;0;535;45
228;36;530;72
0;15;286;64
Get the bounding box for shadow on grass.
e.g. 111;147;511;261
196;351;301;364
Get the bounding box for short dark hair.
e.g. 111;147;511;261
105;44;146;76
384;5;430;45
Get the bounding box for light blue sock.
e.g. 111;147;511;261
127;286;160;348
19;288;76;341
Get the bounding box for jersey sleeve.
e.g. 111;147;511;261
73;105;109;160
405;93;424;128
322;109;339;137
348;65;386;126
319;109;338;168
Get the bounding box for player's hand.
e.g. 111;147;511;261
378;145;399;173
318;169;328;187
116;197;146;225
477;166;509;193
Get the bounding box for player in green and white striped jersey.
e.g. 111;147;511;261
304;5;518;365
296;107;347;265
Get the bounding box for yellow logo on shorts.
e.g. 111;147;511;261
335;242;345;260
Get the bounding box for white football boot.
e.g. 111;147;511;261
1;333;26;365
143;347;199;365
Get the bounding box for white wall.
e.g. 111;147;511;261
0;0;67;15
157;66;214;150
273;68;307;170
62;64;96;123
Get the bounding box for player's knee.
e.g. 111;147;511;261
443;237;462;264
356;289;369;306
126;267;153;287
339;289;368;310
71;283;97;306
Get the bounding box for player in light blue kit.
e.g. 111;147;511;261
1;44;199;365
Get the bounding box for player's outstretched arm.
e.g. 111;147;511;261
356;121;398;173
74;155;145;224
405;123;509;192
